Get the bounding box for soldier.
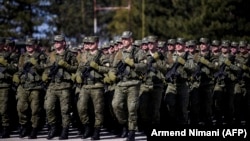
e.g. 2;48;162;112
0;38;18;138
138;35;166;136
215;40;240;125
110;31;146;141
195;37;215;125
234;41;248;125
185;40;200;125
157;41;167;53
164;37;191;126
12;38;47;138
43;35;78;140
75;36;109;140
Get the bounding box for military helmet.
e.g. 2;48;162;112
25;38;36;46
142;37;148;44
186;40;197;47
230;41;239;48
147;35;158;43
176;37;186;45
239;40;247;47
121;31;132;39
115;37;122;44
88;36;99;43
133;40;142;47
221;40;230;47
199;37;209;44
54;35;65;42
82;36;89;43
158;41;166;48
211;40;220;46
167;39;176;45
101;41;110;49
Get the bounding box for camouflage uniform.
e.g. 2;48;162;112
76;36;109;140
215;41;240;125
165;38;193;125
111;31;146;140
43;35;78;140
0;38;18;138
234;41;249;124
138;36;165;135
14;38;47;138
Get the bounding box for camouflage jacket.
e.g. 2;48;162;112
16;51;47;89
45;49;78;89
0;51;18;87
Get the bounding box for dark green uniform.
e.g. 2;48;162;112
0;38;18;138
43;35;78;140
111;31;147;140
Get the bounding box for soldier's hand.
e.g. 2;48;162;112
108;71;117;82
177;57;185;65
29;57;37;65
42;73;48;82
242;64;249;71
0;57;8;66
13;74;20;84
153;52;160;60
76;74;82;83
103;74;111;84
58;60;70;68
124;58;134;67
199;57;210;66
71;73;76;82
90;61;99;70
224;59;231;66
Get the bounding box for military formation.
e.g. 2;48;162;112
0;31;250;141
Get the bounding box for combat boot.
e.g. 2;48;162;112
82;124;91;139
126;130;135;141
28;128;38;139
59;127;68;140
47;124;57;139
1;126;10;138
91;128;100;140
19;124;28;138
121;126;128;138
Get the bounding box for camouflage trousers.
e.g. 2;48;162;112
0;87;10;127
77;87;104;128
16;86;41;128
138;84;163;125
44;88;71;128
112;84;140;130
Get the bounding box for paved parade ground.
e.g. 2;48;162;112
3;126;147;141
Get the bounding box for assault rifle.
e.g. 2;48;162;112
116;47;136;79
214;63;226;79
81;50;102;79
165;52;188;82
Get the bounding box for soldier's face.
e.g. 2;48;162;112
54;41;65;50
211;46;219;52
88;42;98;51
122;38;132;48
148;42;156;51
188;46;195;53
230;47;237;54
26;45;35;53
239;47;247;54
221;47;228;53
167;45;175;51
141;44;148;50
199;43;208;51
175;44;184;51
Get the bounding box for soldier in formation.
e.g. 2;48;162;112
0;33;250;141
